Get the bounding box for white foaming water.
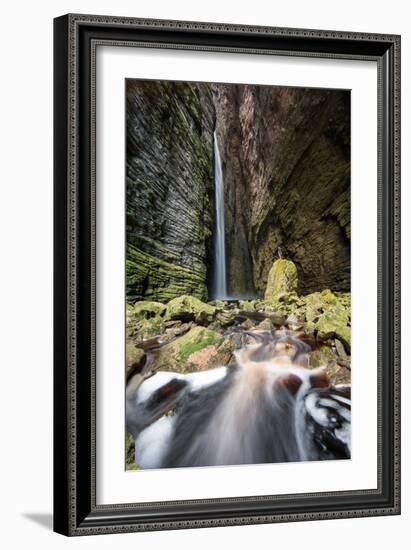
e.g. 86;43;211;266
127;331;351;468
212;131;228;299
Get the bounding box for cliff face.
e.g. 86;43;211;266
126;80;350;303
126;80;215;303
214;84;350;296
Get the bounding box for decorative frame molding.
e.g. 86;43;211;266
54;13;401;536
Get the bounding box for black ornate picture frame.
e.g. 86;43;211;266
53;14;401;536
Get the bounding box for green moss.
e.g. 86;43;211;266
309;345;337;368
126;244;208;303
177;326;223;360
132;301;166;319
126;343;145;374
264;259;298;301
238;300;257;312
125;430;140;470
165;295;216;324
257;288;351;351
127;314;164;341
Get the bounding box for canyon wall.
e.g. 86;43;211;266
214;84;350;296
126;80;350;303
126;80;215;303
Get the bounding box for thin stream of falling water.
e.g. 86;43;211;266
212;131;228;299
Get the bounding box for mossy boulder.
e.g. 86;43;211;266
125;430;139;470
126;301;167;341
238;300;256;312
126;343;145;376
309;345;337;368
131;301;166;319
154;326;224;373
176;326;223;360
308;345;350;386
208;299;227;309
165;295;216;325
127;315;164;341
299;290;351;350
215;309;236;327
256;318;273;330
315;303;350;349
264;259;298;301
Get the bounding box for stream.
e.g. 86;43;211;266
126;321;351;469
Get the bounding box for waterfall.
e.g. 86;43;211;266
212;131;228;299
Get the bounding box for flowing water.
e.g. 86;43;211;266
211;131;228;299
126;326;351;469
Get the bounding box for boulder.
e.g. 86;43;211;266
215;309;236;327
127;301;167;341
126;343;145;377
308;344;350;386
154;326;224;373
132;300;166;319
315;302;351;350
286;313;304;331
127;315;164;341
256;318;273;331
264;259;298;300
238;300;256;312
298;290;351;352
165;295;216;325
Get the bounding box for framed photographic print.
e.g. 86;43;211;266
53;14;401;536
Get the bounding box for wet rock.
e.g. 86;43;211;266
324;362;351;386
132;301;166;319
126;301;168;340
228;331;246;350
264;259;298;300
165;295;216;325
164;322;193;340
207;321;222;332
296;290;351;352
309;345;337;369
126;344;145;377
154;326;223;373
208;299;227;309
216;309;236;327
286;313;304;331
127;315;164;341
316;305;350;350
181;337;233;371
308;344;350;387
256;318;273;330
125;430;138;470
334;338;348;358
238;300;256;312
240;319;255;330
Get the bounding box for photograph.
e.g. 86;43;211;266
125;79;352;470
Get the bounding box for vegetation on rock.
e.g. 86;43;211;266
264;259;298;300
165;295;216;324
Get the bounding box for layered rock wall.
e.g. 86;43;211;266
126;80;215;302
214;85;350;294
214;84;350;296
126;80;350;302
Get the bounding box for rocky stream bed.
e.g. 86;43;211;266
126;260;351;469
